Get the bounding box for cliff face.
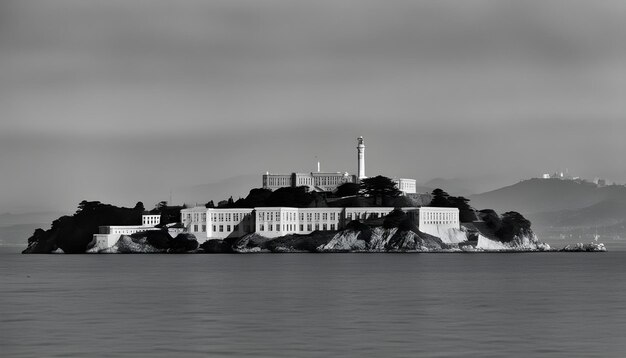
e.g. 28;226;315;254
476;233;551;251
86;231;199;254
317;227;449;252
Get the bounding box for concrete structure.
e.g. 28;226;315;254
357;136;366;180
263;171;357;192
262;136;417;194
392;178;417;194
142;214;161;226
92;214;166;249
181;205;457;241
418;207;460;238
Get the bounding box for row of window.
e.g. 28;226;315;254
210;224;251;233
211;212;251;222
258;211;298;222
259;223;336;232
422;212;458;223
265;176;291;186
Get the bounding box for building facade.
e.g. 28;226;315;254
181;206;458;240
92;213;171;249
262;171;357;192
418;207;460;238
262;136;417;194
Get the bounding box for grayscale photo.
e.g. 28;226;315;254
1;1;625;357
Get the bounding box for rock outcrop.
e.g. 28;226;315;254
475;233;551;251
317;227;449;252
86;230;198;253
560;242;606;252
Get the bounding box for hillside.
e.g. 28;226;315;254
470;178;626;241
469;179;624;214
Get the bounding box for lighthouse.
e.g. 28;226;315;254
357;136;366;180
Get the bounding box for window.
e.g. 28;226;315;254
227;225;231;231
194;224;198;232
300;224;304;231
330;224;335;230
322;224;327;231
219;225;223;232
213;225;216;232
202;225;206;232
307;224;312;231
269;224;273;231
315;224;319;230
260;224;264;231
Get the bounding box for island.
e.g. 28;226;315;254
21;137;606;254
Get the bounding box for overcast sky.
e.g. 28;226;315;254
1;0;625;213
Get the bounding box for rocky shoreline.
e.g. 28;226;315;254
72;226;606;254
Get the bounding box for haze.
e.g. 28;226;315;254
1;0;625;213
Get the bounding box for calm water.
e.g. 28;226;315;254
2;248;626;357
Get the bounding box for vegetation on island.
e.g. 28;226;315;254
477;209;533;243
22;200;190;254
428;189;477;222
21;175;539;253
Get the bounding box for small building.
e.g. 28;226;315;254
142;213;161;226
392;178;417;194
92;214;165;249
418;207;460;238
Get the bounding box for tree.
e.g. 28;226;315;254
205;200;215;208
496;211;532;242
335;183;360;197
428;189;477;222
155;201;168;211
76;200;101;214
133;201;145;212
448;196;477;222
359;175;401;206
429;189;451;207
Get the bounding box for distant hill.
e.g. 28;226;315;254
0;223;49;246
468;178;620;214
469;178;626;241
174;174;259;207
0;212;66;246
423;175;515;197
0;211;67;227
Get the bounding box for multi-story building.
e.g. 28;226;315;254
181;206;458;240
262;137;417;194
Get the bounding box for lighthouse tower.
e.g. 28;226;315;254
357;136;366;180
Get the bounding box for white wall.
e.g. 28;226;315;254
418;207;460;237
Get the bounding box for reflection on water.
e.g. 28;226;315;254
1;251;626;357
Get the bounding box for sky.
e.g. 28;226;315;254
1;0;625;213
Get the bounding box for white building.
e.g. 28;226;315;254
262;137;417;194
418;207;460;238
263;171;357;192
142;214;161;226
181;205;457;241
393;178;417;194
92;213;167;249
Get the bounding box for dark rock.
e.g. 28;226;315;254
22;228;58;254
168;233;199;253
199;239;234;253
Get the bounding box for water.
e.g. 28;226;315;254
2;248;626;357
